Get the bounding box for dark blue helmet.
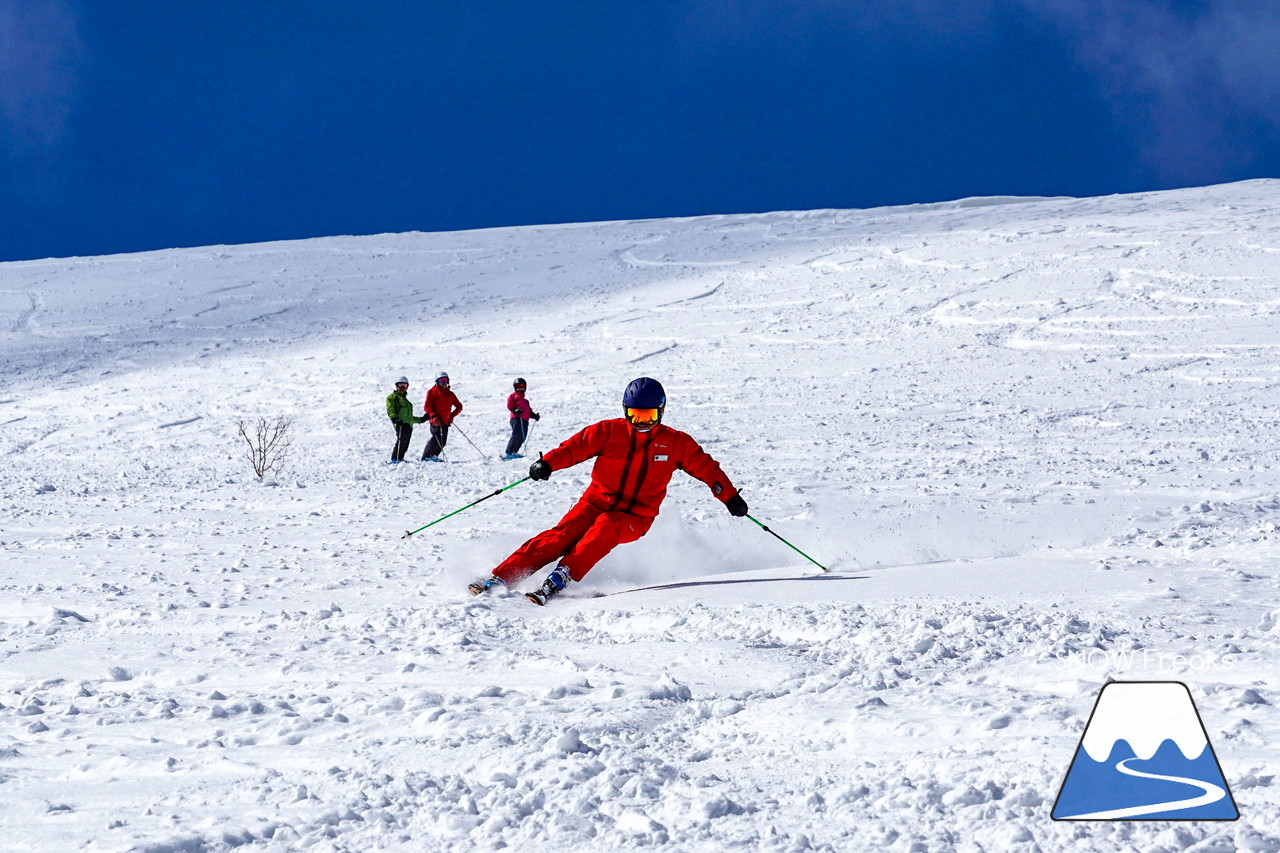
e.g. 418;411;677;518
623;377;665;408
622;377;665;430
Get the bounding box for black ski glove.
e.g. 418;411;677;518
531;412;540;421
725;494;748;517
530;457;552;481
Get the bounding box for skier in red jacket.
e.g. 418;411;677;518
469;377;748;604
421;372;463;461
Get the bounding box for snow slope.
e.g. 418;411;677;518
2;181;1280;851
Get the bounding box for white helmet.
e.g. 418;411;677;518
395;376;409;385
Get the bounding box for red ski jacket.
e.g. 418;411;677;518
542;419;738;519
423;385;463;425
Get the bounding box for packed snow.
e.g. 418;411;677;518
2;181;1279;851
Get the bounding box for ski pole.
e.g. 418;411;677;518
746;514;829;572
402;477;530;538
451;422;490;462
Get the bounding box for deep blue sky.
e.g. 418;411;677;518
3;1;1279;262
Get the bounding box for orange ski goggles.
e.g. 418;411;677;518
624;407;661;428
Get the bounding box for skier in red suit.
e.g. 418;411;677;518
469;377;748;604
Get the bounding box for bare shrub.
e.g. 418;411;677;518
236;415;294;478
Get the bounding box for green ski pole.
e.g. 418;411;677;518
746;514;829;572
402;477;530;539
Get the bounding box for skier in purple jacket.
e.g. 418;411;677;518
503;377;540;460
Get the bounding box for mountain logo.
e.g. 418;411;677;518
1052;681;1239;821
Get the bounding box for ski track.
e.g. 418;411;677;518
2;182;1280;851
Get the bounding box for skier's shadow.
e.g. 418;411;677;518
600;574;868;596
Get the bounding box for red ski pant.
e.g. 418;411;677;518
493;497;654;584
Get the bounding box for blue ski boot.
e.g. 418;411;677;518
468;576;507;596
526;565;570;606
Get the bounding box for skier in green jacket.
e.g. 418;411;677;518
386;376;426;463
